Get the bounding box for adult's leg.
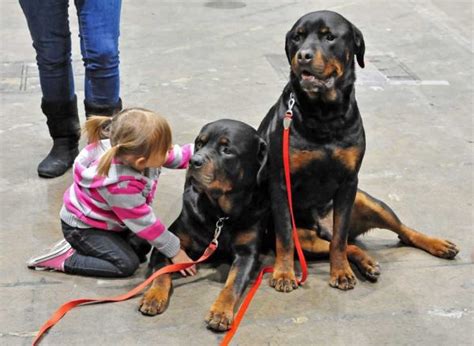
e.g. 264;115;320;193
19;0;80;178
75;0;123;117
62;222;140;277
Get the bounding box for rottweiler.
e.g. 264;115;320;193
139;119;269;331
258;10;459;292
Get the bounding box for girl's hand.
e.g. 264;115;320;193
171;248;197;277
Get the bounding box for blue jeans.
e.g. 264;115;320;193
19;0;121;105
62;221;151;277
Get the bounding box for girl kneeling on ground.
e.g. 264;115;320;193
27;108;196;277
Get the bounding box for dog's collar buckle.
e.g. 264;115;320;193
212;216;229;246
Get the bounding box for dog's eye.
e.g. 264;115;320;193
293;33;302;42
221;146;232;155
326;33;336;41
195;141;202;150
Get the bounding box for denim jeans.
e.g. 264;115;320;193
19;0;122;105
62;221;151;278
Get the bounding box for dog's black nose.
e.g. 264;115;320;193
190;155;204;168
297;49;313;64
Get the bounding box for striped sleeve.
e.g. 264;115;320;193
99;180;181;258
164;143;194;169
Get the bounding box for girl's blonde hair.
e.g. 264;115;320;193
84;108;172;176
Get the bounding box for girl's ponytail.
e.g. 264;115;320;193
84;116;113;143
97;145;120;176
90;108;171;176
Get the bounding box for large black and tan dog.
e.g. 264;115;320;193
139;119;269;331
258;11;459;292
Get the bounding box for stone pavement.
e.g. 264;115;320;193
0;0;472;345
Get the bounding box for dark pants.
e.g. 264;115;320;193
62;221;151;278
19;0;121;105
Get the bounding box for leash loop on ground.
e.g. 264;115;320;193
33;228;225;345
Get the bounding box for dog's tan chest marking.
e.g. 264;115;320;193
234;230;257;246
290;149;325;173
332;147;361;172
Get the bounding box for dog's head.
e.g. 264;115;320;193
285;11;365;101
187;119;267;215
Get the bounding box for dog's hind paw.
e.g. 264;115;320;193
399;234;460;259
426;238;459;259
357;259;381;282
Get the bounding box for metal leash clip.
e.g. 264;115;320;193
283;93;296;130
212;216;229;246
288;93;295;111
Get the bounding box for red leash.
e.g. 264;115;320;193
32;217;228;346
220;266;274;345
221;93;308;345
282;93;308;285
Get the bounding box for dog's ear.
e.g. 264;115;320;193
352;24;365;68
256;137;268;185
285;30;292;64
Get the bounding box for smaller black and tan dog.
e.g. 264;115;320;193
139;119;268;331
258;10;459;292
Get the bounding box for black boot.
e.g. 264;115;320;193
38;96;80;178
84;98;123;119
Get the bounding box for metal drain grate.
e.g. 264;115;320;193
0;62;34;92
369;54;419;82
264;53;448;87
0;60;84;93
204;1;246;9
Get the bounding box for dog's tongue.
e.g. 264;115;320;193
301;71;316;81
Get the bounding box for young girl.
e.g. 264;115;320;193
27;108;196;277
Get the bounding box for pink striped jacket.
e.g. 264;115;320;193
60;139;194;258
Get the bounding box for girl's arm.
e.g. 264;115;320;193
118;205;180;258
163;143;194;169
100;183;181;258
113;200;196;275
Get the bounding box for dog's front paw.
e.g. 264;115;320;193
139;287;170;316
205;308;233;332
329;263;357;290
270;269;298;293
